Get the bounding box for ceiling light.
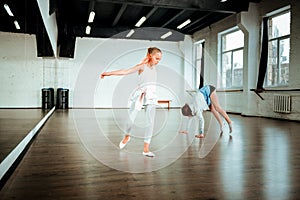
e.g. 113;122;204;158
135;16;146;27
220;0;227;2
177;19;191;29
4;4;14;16
88;11;95;23
160;31;172;39
85;25;91;34
126;29;135;38
14;20;20;30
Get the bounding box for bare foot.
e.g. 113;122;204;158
228;122;233;133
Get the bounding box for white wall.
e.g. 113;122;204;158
0;32;43;107
0;31;193;108
74;37;190;108
193;0;300;121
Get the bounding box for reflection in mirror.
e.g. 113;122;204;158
0;109;49;163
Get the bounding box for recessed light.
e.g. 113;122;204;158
126;29;135;37
88;11;95;23
161;31;172;39
135;16;146;27
14;20;20;30
4;4;14;16
177;19;191;29
85;25;91;34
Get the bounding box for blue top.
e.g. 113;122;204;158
199;85;211;106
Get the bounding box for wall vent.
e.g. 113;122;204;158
273;94;291;113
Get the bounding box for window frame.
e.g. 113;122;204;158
218;27;244;89
194;40;205;89
264;9;291;88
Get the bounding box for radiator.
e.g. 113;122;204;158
273;94;291;113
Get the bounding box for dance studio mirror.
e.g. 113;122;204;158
0;32;53;166
0;109;50;164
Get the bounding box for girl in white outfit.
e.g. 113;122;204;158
101;47;162;157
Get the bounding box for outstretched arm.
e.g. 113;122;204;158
100;57;149;79
197;112;205;134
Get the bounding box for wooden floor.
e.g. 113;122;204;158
0;109;300;199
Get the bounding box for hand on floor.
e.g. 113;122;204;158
195;134;205;138
179;130;188;134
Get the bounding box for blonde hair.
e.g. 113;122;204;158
147;47;161;55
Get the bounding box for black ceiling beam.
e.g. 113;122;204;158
115;27;185;41
82;0;250;13
73;26;130;38
112;3;127;26
186;13;230;34
181;12;213;31
145;6;158;18
128;27;184;41
73;25;185;41
161;9;185;28
89;0;96;12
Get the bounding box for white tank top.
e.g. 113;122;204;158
138;65;157;85
138;65;157;104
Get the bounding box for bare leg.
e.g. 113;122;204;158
209;104;224;133
144;142;150;152
210;90;233;132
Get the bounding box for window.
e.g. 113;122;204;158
265;10;290;87
195;41;204;88
220;29;244;88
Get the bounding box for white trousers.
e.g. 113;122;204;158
125;104;156;144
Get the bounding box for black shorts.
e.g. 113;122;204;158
209;85;216;96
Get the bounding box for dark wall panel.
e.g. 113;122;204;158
35;15;54;57
59;36;76;58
